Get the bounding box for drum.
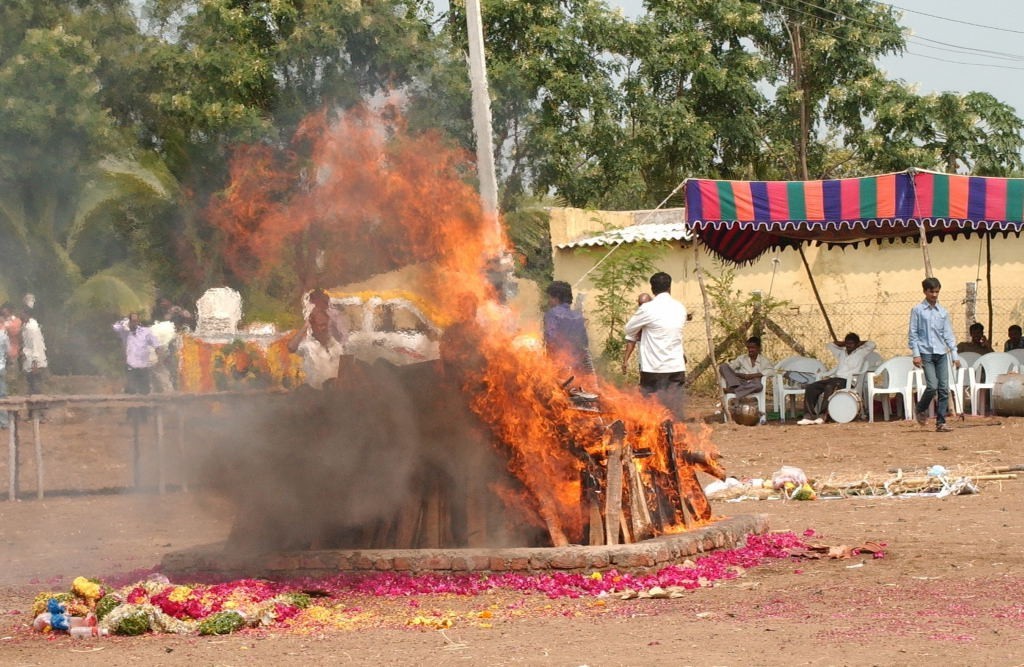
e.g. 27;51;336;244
992;373;1024;417
827;389;863;424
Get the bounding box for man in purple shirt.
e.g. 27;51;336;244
113;313;163;398
543;281;594;385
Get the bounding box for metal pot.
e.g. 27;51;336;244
731;400;761;426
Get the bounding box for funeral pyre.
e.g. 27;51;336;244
182;108;725;552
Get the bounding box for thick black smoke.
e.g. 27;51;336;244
189;357;547;555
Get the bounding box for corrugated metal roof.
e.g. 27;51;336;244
556;211;692;249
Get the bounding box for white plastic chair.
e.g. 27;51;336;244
852;351;883;389
865;356;916;421
969;352;1021;415
958;351;982;369
771;355;798;415
1008;349;1024;367
773;356;827;422
950;353;980;415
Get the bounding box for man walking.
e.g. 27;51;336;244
623;272;687;417
908;277;960;431
113;313;163;413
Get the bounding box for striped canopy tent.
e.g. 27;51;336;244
684;170;1024;263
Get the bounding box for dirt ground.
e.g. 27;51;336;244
2;396;1024;666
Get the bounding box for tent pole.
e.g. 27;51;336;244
986;235;993;338
693;244;731;423
917;220;934;278
798;247;837;341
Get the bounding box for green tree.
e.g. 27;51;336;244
502;194;559;285
139;0;440;299
616;0;770;194
753;0;905;180
858;87;1024;176
0;3;178;371
440;0;633;209
0;25;168;302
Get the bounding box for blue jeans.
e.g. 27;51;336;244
916;353;949;424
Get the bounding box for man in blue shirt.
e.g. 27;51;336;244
908;277;961;432
543;281;594;385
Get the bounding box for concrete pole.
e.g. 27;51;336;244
464;0;501;247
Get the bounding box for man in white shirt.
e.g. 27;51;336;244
21;308;48;420
719;336;774;400
288;307;345;389
623;272;687;417
797;333;876;425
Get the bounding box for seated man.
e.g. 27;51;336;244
797;333;876;425
957;322;993;355
719;335;774;400
1004;324;1024;352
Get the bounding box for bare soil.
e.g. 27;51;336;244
2;397;1024;666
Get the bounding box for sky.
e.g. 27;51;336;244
612;0;1024;116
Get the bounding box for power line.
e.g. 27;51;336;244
875;1;1024;36
903;48;1024;71
908;36;1024;64
786;0;1024;61
763;0;1024;65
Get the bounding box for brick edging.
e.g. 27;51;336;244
161;514;770;580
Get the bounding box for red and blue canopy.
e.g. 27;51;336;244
685;170;1024;263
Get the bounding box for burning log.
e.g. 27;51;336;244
577;447;605;546
603;420;626;546
623;441;655;542
673;457;713;523
661;420;716;525
682;449;727;481
662;419;691;528
588;502;604;545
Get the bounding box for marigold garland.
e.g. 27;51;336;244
179;335;302;392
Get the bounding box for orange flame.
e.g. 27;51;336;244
207;106;498;313
203;106;721;546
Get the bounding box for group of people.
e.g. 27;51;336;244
544;272;688;417
717;331;876;426
955;321;1024;355
90;270;1020;433
0;300;48;426
714;276;1003;432
543;268;874;426
111;298;195;403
